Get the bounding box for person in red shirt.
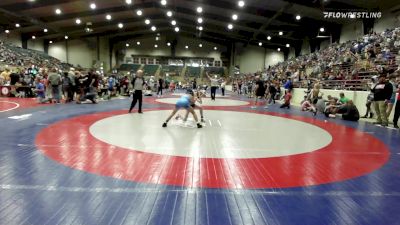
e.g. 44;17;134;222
393;76;400;129
280;89;292;109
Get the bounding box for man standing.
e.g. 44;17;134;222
157;78;163;97
129;70;145;113
393;76;400;129
207;73;220;100
221;80;226;96
48;68;62;104
372;74;393;127
251;76;266;109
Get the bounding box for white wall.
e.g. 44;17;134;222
288;47;295;59
99;37;110;71
265;50;284;68
48;41;67;63
67;39;96;68
235;44;265;73
48;38;110;69
320;40;330;50
0;32;22;47
27;39;44;52
300;38;310;55
340;21;363;43
374;10;400;33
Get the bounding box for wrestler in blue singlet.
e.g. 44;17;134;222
175;95;191;108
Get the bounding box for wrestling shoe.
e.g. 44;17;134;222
197;123;203;128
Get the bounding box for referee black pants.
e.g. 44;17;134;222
394;100;400;126
129;90;143;113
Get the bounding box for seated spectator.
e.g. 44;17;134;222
339;92;350;105
280;89;292;109
341;100;360;121
34;77;49;103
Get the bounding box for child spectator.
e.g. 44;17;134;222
280;89;292;109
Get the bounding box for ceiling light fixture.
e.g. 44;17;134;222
5;30;10;34
185;45;189;49
126;43;130;47
126;0;132;4
106;14;112;20
136;10;143;16
259;42;262;46
198;26;203;31
145;19;151;25
167;42;171;46
296;15;301;20
197;17;203;23
174;27;180;32
232;14;238;20
279;31;283;35
151;26;156;31
161;0;167;6
90;3;96;9
65;35;69;40
43;28;48;33
15;23;20;28
227;24;233;30
267;36;271;40
32;36;36;39
55;8;62;14
49;41;53;44
214;47;217;50
238;1;245;7
171;20;176;26
277;48;281;51
137;41;141;45
196;7;203;13
199;43;202;47
167;11;173;17
118;23;124;28
75;19;81;24
154;44;158;48
286;43;290;47
320;27;325;32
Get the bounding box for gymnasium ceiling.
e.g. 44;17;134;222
0;0;398;48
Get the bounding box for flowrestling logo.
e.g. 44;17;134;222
324;11;382;19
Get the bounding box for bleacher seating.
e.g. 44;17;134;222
0;41;71;70
186;66;201;77
119;64;141;72
161;65;183;76
204;67;225;76
143;65;159;76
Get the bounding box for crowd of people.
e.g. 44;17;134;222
0;26;399;128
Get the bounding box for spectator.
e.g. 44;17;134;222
48;68;62;104
392;76;400;129
34;77;49;103
386;75;397;117
339;92;350;105
129;70;145;114
372;74;393;127
62;72;73;102
280;89;292;109
342;100;360;121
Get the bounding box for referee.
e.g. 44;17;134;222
128;70;145;114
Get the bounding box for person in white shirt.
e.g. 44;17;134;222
220;80;226;96
206;73;221;100
128;70;145;113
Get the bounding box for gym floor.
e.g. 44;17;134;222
0;92;399;225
